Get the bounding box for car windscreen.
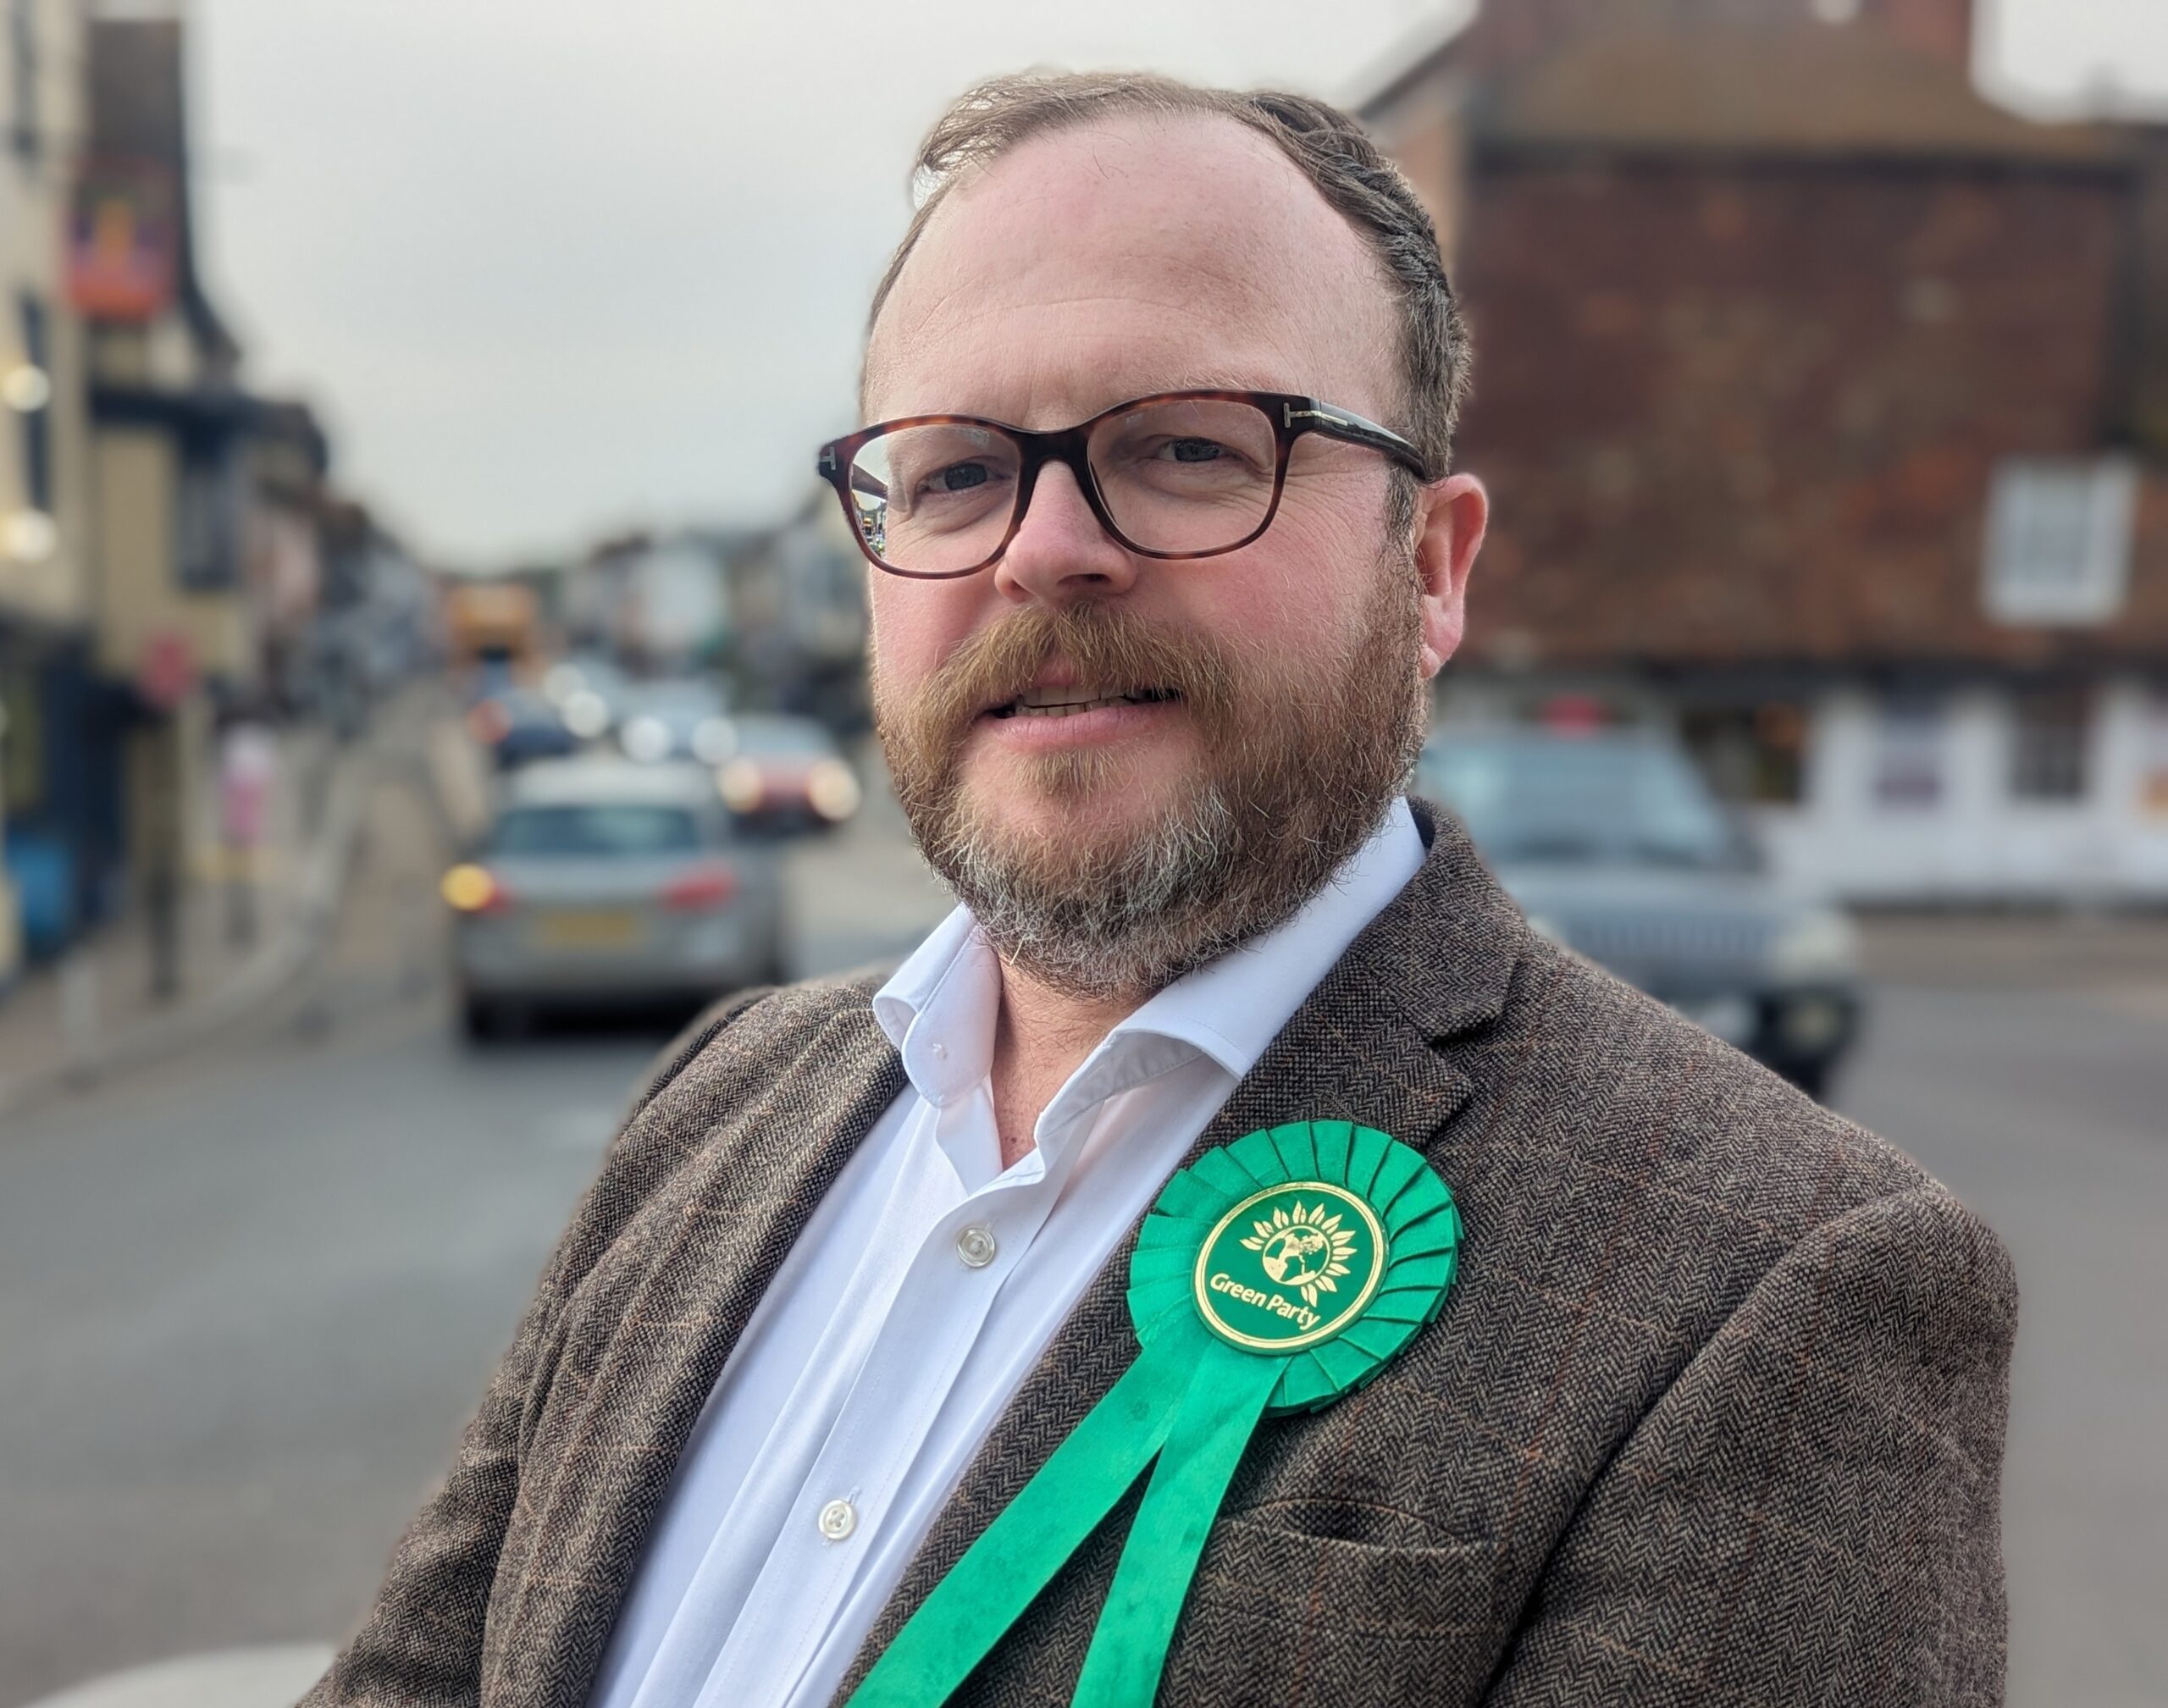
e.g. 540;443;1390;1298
1420;737;1745;869
621;686;725;718
488;804;701;858
732;717;833;757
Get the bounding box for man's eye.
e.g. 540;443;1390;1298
1164;438;1228;464
923;462;992;494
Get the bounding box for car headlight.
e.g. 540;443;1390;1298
542;662;584;704
621;715;672;763
692;716;739;767
1767;909;1858;982
561;689;611;739
807;759;862;822
717;759;764;812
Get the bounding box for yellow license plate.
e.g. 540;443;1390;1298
534;908;643;948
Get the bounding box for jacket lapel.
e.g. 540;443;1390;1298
838;802;1525;1696
491;997;907;1708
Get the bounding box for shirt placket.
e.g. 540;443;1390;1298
702;1118;1070;1705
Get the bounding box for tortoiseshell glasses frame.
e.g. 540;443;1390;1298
814;389;1432;581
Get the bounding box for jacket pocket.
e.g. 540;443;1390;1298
1158;1513;1502;1705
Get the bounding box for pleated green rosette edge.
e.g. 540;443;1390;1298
1128;1119;1462;1416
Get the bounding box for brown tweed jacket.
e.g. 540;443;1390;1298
305;801;2013;1707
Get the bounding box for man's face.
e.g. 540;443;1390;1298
863;112;1479;996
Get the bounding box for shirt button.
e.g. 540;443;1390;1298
955;1225;998;1269
817;1498;857;1541
930;1042;947;1059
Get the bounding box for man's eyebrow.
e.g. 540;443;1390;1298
1133;373;1286;395
860;378;1313;428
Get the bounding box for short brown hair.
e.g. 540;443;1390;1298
866;71;1471;489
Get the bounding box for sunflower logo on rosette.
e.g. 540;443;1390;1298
1242;1200;1358;1307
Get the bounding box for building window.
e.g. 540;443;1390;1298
175;443;240;591
17;294;50;511
1873;695;1945;810
2007;688;2091;804
1680;700;1808;805
1983;456;2137;626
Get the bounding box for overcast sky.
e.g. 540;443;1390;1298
188;0;2168;567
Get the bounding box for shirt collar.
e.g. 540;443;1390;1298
874;796;1424;1101
872;905;1000;1107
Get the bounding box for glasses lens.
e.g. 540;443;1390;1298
1088;397;1278;556
848;423;1021;576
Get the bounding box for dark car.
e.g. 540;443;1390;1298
713;713;862;836
1419;727;1861;1098
614;679;737;766
466;687;580;770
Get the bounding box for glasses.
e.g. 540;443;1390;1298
815;389;1430;580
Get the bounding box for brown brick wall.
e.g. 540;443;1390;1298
2129;126;2168;457
1450;158;2168;667
1449;0;1973;78
1857;0;1973;73
1388;103;1468;268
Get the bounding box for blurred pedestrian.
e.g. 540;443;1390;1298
308;69;2011;1708
217;714;276;948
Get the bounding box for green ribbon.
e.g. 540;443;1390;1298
847;1120;1461;1708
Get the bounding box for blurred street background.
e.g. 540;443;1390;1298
3;1;2166;1705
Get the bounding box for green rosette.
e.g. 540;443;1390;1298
848;1121;1460;1708
1126;1119;1462;1416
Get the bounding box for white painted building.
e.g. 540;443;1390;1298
1752;679;2168;904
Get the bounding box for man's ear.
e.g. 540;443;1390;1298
1414;473;1487;681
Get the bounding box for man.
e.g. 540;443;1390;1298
307;71;2013;1707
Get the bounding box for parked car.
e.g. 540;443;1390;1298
714;713;863;834
442;758;785;1038
466;687;580;770
613;679;737;766
1418;727;1861;1098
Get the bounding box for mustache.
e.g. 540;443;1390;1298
903;604;1246;755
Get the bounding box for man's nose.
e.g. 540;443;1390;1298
992;462;1140;606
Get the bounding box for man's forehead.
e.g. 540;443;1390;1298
865;111;1397;424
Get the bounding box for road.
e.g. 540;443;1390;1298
1;757;2162;1706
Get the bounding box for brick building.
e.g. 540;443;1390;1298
1364;0;2168;902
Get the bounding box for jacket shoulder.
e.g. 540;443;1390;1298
1447;934;2008;1384
1391;935;2012;1564
1494;935;1948;1225
557;970;893;1269
630;968;888;1119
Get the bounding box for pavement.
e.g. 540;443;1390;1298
19;1649;333;1708
1;748;2162;1706
1859;909;2168;998
0;705;395;1122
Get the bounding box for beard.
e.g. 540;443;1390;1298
873;553;1427;1003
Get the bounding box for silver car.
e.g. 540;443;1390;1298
444;758;785;1038
1419;727;1861;1099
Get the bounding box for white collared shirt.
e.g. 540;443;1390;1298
585;798;1423;1708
